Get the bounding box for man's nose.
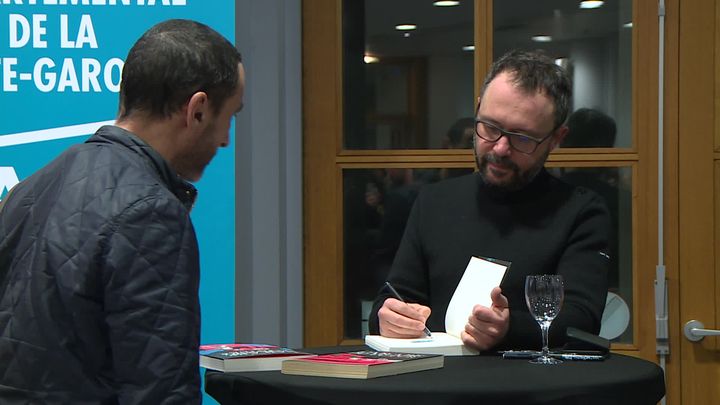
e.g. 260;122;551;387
492;135;512;156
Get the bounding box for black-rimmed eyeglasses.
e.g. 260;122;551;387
475;119;555;154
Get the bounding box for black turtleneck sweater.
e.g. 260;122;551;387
368;169;611;351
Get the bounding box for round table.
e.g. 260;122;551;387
205;346;665;405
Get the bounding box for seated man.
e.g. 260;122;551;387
369;49;611;352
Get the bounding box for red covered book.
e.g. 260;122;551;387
281;350;443;379
200;343;314;372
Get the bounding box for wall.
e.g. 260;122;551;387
234;0;304;348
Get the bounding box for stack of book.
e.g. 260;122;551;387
200;343;314;372
281;350;443;379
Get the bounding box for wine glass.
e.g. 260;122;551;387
525;275;564;364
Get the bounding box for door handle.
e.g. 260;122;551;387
684;320;720;342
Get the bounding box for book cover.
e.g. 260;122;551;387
200;343;315;372
281;350;443;379
365;256;509;356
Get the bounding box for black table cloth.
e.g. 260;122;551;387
205;346;665;405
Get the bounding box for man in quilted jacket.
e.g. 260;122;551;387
0;19;244;404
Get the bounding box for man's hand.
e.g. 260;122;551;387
378;298;431;338
460;287;509;351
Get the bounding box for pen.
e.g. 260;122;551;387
501;351;605;361
384;281;432;338
552;353;605;361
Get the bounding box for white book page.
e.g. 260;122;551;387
364;333;478;355
444;256;509;338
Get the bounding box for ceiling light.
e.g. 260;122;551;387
364;55;379;64
395;24;417;31
531;35;552;42
623;21;633;28
433;1;460;6
462;45;475;52
579;1;604;9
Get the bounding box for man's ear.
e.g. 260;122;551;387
550;125;569;151
185;91;209;128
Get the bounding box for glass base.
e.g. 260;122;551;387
529;354;563;365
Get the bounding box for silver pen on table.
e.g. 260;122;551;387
553;353;606;361
384;281;432;338
502;351;606;361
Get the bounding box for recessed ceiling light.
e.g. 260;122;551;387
623;21;633;28
433;0;460;6
395;24;417;31
462;45;475;52
531;35;552;42
364;55;380;64
579;1;604;9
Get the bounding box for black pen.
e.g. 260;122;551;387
384;281;432;337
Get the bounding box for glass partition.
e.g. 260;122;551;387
344;165;633;343
548;165;633;343
343;0;475;149
343;167;474;338
494;0;633;148
337;0;637;345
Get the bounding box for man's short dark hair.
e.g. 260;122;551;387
479;49;572;130
446;117;475;148
118;19;243;119
564;108;617;148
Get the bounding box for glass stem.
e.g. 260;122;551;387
540;321;550;357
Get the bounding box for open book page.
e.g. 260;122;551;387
365;333;478;356
444;256;509;339
365;256;508;356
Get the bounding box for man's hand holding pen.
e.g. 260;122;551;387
379;282;433;338
378;298;432;338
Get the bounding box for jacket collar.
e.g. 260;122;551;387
86;125;197;210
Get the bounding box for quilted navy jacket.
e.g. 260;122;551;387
0;125;202;404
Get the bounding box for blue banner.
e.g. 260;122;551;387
0;1;236;398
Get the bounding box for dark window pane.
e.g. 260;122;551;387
493;0;633;148
343;0;475;149
345;166;632;343
548;166;633;343
563;108;618;148
343;167;474;339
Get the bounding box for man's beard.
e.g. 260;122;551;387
474;148;548;192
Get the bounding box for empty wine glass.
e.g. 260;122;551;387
525;275;564;364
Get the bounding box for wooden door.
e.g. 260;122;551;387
670;0;720;403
